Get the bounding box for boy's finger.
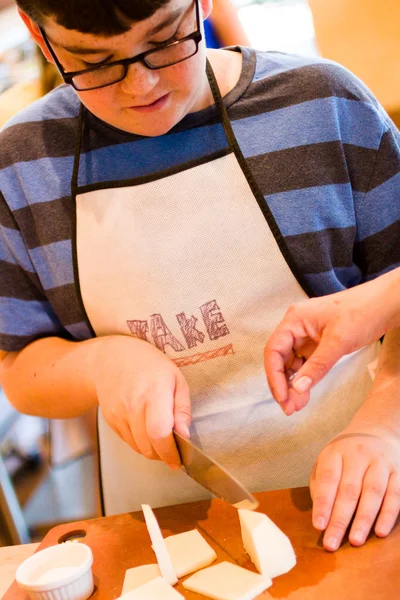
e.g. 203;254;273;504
127;406;158;460
311;451;343;539
375;472;400;538
173;374;192;439
323;462;365;552
117;419;142;456
264;329;297;403
146;390;182;469
264;348;290;404
291;334;347;394
349;463;389;546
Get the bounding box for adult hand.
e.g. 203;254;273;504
264;269;400;415
91;335;191;469
310;425;400;551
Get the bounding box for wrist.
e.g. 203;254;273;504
84;334;148;397
341;418;400;443
379;268;400;331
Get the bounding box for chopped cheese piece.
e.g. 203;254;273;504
164;529;217;577
122;565;161;595
141;505;178;585
119;576;184;599
238;509;296;579
183;561;272;600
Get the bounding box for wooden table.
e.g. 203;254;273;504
0;543;39;598
2;488;400;599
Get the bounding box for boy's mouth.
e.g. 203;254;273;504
129;93;170;113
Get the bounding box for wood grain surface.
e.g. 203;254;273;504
3;487;400;599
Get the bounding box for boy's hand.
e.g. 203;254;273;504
264;269;400;415
264;294;380;415
310;427;400;551
91;336;191;470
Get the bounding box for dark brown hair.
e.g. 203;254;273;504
16;0;172;36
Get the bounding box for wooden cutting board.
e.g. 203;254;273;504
4;487;400;599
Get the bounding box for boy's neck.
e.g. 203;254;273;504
205;48;243;104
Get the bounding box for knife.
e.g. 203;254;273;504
173;430;259;511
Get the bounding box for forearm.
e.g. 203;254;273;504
371;267;400;332
349;328;400;436
0;336;111;419
211;0;250;46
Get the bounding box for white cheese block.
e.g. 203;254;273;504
122;564;161;595
238;509;296;579
163;529;217;577
119;576;184;599
182;561;272;600
141;505;178;585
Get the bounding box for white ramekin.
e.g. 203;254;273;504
16;542;94;600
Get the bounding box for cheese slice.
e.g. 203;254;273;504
119;576;184;599
238;509;296;579
163;529;217;577
122;565;161;595
183;561;272;600
141;505;178;585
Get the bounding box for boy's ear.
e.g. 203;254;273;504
17;8;54;63
200;0;213;21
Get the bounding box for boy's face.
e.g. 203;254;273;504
28;0;212;136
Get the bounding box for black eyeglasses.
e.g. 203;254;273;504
39;0;202;91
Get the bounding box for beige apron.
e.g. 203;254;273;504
71;62;379;515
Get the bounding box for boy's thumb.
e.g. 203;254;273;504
292;335;346;394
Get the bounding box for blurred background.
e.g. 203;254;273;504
0;0;399;548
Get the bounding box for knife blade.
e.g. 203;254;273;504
173;430;259;511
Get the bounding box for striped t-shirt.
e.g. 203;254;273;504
1;47;399;352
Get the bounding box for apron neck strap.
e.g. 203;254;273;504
205;58;246;159
71;103;85;197
72;59;245;193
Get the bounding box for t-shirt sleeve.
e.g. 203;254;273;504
0;191;66;352
353;115;400;281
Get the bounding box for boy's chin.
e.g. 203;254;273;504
122;117;181;137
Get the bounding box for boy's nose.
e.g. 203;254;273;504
119;61;160;96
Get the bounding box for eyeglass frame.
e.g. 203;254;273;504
38;0;202;91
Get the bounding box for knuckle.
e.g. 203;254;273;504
176;404;192;419
308;357;330;376
149;427;170;442
319;468;337;484
354;513;374;527
328;517;350;532
342;483;361;502
314;494;331;509
381;507;400;520
364;482;386;497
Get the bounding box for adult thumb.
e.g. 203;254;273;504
292;334;348;394
173;375;192;438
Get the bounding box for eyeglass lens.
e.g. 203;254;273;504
72;39;198;90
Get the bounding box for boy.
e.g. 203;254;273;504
0;0;399;553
